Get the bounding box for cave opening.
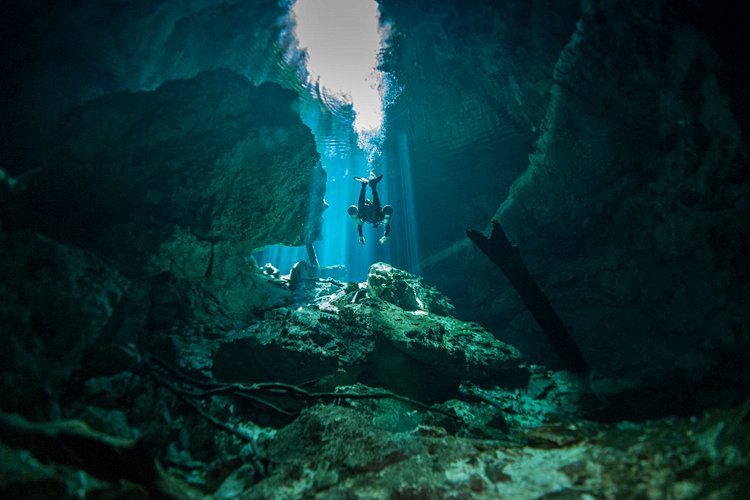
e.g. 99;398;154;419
257;0;420;281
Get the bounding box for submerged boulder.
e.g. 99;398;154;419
359;299;521;381
211;264;524;401
367;262;456;316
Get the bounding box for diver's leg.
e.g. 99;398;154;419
370;184;382;212
369;174;383;210
358;182;367;211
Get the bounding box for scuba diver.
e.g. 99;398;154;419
347;173;393;245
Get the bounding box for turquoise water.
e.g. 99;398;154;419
258;97;420;282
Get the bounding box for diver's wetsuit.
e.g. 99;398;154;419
347;174;393;244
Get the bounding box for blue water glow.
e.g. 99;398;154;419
258;0;418;282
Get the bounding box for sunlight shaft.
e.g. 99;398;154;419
289;0;390;165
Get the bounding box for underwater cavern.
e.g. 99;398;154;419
1;0;749;497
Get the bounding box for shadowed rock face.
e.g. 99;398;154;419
1;1;288;173
379;0;580;254
5;70;325;276
0;69;327;422
420;1;750;409
530;4;750;384
0;231;129;416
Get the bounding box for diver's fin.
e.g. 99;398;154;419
353;176;369;184
369;174;383;188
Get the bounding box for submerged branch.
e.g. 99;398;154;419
467;221;589;373
143;352;463;422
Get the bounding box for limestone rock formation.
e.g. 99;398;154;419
212;264;522;401
422;1;750;413
367;261;456;316
2;1;289;173
5;70;325;278
0;69;329;421
0;231;129;416
491;1;750;390
380;0;580;254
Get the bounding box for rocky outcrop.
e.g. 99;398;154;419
0;69;327;418
424;1;750;408
0;231;129;416
2;1;289;175
491;1;750;385
212;264;523;401
4;70;325;278
367;261;455;316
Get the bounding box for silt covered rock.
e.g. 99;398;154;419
211;264;523;401
367;261;456;316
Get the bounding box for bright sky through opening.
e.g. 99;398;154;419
290;0;389;163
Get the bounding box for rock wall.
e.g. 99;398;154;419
1;0;289;174
426;0;750;408
0;231;129;416
0;70;326;416
5;70;325;276
380;0;581;253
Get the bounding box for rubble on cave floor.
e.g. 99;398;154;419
246;399;750;499
1;262;748;498
2;387;748;498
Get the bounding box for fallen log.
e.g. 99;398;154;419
467;221;588;373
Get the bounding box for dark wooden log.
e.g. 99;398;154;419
467;221;589;373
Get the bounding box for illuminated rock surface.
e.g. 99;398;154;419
212;264;522;401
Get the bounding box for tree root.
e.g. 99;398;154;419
143;351;463;423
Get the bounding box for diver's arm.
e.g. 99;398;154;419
348;205;365;244
379;224;390;244
379;207;392;244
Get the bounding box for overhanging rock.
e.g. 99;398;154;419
9;70;325;278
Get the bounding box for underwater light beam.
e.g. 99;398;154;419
290;0;390;167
